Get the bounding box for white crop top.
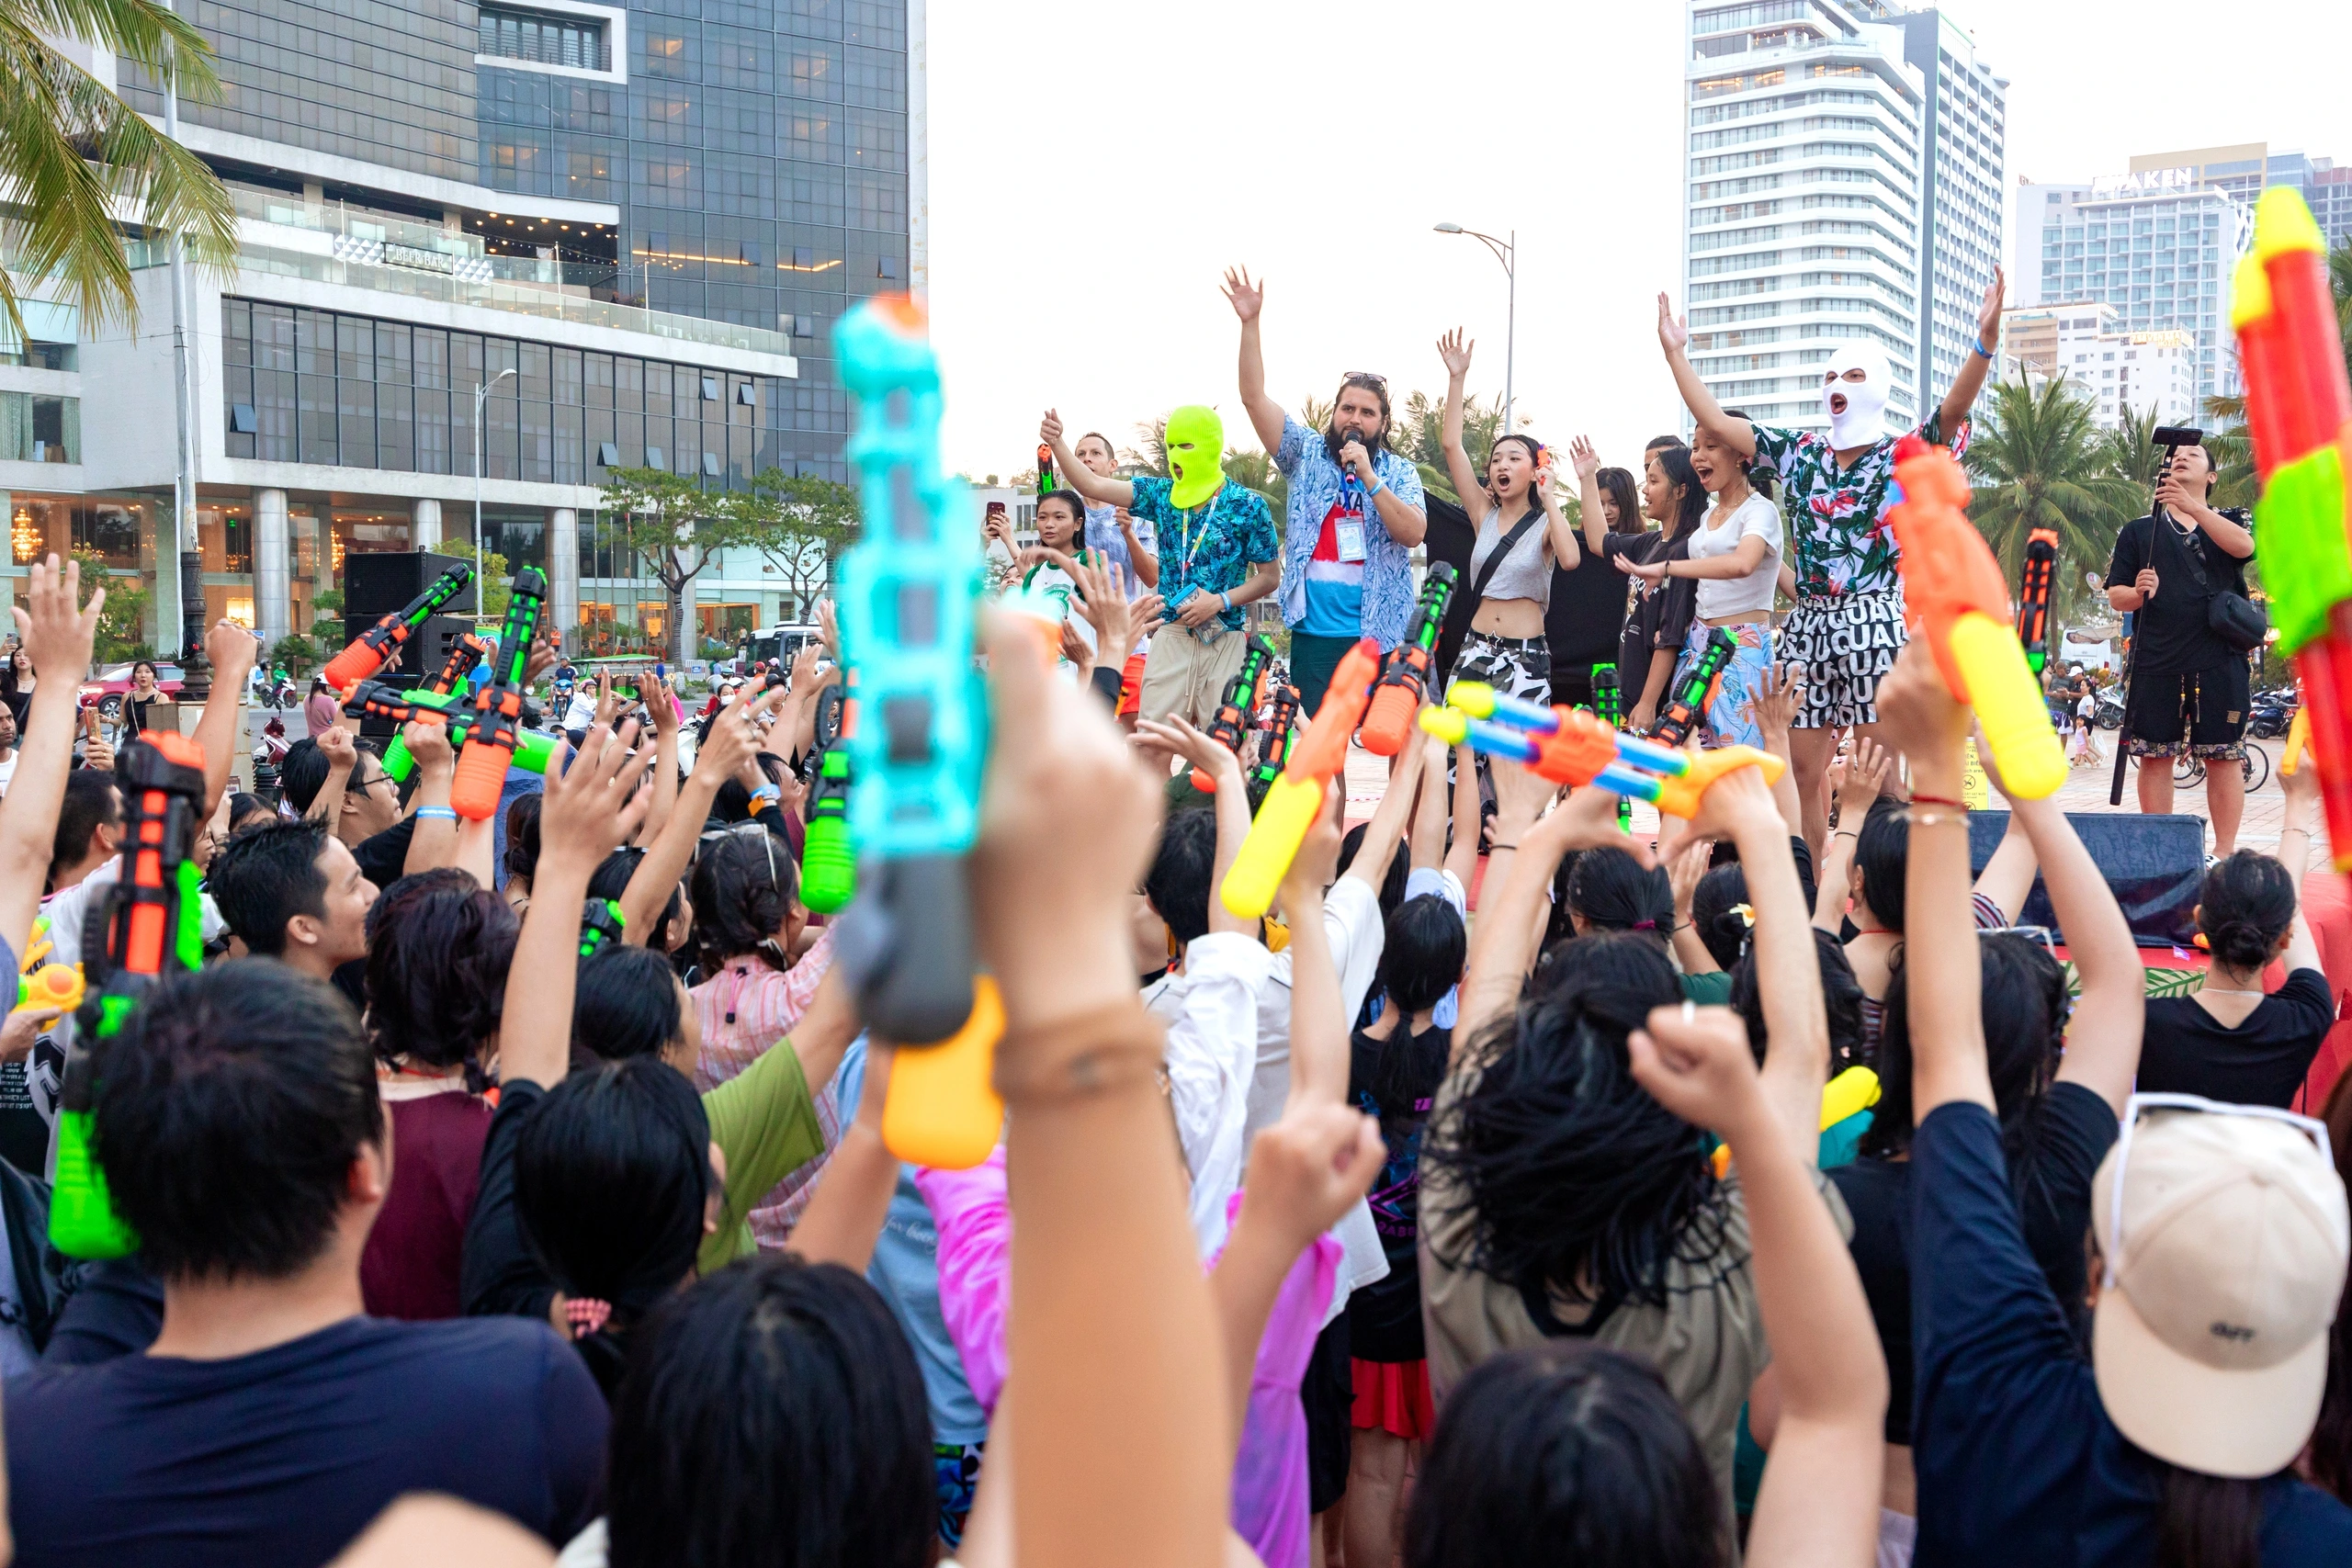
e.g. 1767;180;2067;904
1689;491;1782;620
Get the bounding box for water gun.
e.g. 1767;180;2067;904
2234;188;2352;864
1360;563;1459;755
2016;528;2058;674
2283;705;2312;776
833;294;986;1046
321;563;474;692
452;566;549;821
1036;442;1056;496
1649;627;1737;746
52;732;209;1258
578;897;627;959
1590;663;1633;829
1885;436;2067;800
1192;635;1276;792
15;964;83;1016
1422;682;1784;818
348;680;555;784
1713;1066;1881;1178
803;674;857;914
1250;683;1303;791
1221;638;1380;919
423;630;494;697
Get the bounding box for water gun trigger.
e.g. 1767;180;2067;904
1649;746;1784;820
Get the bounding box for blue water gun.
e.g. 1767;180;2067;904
831;296;985;1045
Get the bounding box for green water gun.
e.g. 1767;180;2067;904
802;678;856;914
345;679;556;784
1591;662;1632;829
578;898;627;959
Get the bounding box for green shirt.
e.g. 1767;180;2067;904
696;1034;828;1274
1679;970;1735;1006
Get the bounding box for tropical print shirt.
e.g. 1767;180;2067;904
1126;476;1279;637
1749;411;1968;601
1275;416;1425;649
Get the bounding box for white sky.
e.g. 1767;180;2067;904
924;0;2352;480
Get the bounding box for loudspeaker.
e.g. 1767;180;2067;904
1968;811;2206;950
343;550;480;620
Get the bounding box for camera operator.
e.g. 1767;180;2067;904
2103;443;2257;855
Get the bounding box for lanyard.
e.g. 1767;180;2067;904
1172;491;1222;574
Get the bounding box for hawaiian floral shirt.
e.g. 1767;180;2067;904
1126;476;1279;637
1749;412;1967;600
1274;416;1425;649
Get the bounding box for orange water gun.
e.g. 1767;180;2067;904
1886;437;2066;799
1192;635;1276;792
1220;638;1380;918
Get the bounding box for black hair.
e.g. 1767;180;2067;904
1427;934;1723;1316
1378;893;1466;1017
573;944;687;1066
1337;820;1412;921
1566;846;1673;939
592;847;685;953
709;752;791;825
2152;1467;2267;1568
1487;434;1549;511
277;734;386;816
1731;927;1868;1075
1850;796;1909;931
130;659;158;683
1690;863;1752;972
2197;850;2298;973
90;959;380;1281
1035;489;1090;544
1645;444;1710;540
2308;1069;2352;1506
50;767;121;887
363;869;516;1069
606;1254;936;1568
503;791;542;887
1145;809;1217;948
514;1055;712;1395
1863;931;2067;1160
1326;373;1395;457
209;818;331;956
1644;434;1687;454
1596;467;1647;536
1713;409;1777;501
1407;1340;1725;1568
691;829;799;975
225;791;273;833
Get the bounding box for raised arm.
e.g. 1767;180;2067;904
1935;267;2005;438
1133;716;1254;938
1040;410;1135;509
1224;266;1287;457
1628;1005;1886;1568
1748;662;1806;840
1344;721;1425;897
1435;330;1489;525
1996;787;2141;1111
619;682;786;940
308;725;356;825
2274;758;2324;978
1279;786;1349;1113
1814;739;1888;931
1537;460;1580;570
0;557;101;957
1570;436;1614;557
193;620;257;819
637;669;683;847
399;721;460;876
786;1036;898;1271
1658;292;1757;458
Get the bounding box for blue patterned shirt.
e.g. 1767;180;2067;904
1274;416;1423;649
1125;477;1279;636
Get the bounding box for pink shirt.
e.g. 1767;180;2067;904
688;928;838;1247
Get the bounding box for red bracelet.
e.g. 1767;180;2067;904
1908;793;1964;809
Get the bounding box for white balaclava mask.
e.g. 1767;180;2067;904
1821;341;1894;449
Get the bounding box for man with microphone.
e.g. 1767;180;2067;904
1224;266;1428;717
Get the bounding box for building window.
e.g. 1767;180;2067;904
481;4;610;71
0;392;79;464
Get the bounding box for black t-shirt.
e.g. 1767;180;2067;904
1424;494;1479;689
6;1314;606;1566
1547;543;1634;675
1828;1080;2117;1445
461;1077;560;1329
351;818;420;891
42;1257;164;1365
2137;969;2335;1109
1345;1021;1450;1363
2104;509;2255;677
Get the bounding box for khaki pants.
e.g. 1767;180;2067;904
1139;626;1248;728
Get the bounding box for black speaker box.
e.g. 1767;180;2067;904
1968;810;2206;950
343;550;481;619
338;614;477;739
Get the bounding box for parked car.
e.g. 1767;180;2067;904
80;662;186;721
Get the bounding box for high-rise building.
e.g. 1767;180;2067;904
2129;144;2352;249
1680;0;2007;437
2001;302;2196;430
2012;172;2243;407
3;0;918;657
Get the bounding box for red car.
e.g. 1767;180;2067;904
80;662;186;721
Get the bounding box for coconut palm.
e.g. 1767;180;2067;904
1965;377;2143;628
0;0;238;336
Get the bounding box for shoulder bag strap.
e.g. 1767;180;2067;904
1470;512;1544;604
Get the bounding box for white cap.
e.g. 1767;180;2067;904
2092;1106;2349;1477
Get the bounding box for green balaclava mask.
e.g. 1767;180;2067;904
1165;404;1225;511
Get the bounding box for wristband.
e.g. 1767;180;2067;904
750;783;782;807
413;806;458;823
1908;793;1964;809
993;1000;1166;1105
1973;335;1994;359
1832;828;1859;840
1366;475;1386;497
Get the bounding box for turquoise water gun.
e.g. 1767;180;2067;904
832;296;985;1044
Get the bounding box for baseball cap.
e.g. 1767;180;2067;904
2092;1094;2349;1478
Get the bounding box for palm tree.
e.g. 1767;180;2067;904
1965;377;2143;630
0;0;238;335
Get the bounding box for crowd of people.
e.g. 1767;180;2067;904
0;255;2333;1568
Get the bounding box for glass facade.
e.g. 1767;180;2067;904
480;6;611;71
220;298;793;487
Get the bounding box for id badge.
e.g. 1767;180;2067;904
1335;515;1368;564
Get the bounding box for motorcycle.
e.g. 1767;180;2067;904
2093;696;2124;731
2245;687;2299;740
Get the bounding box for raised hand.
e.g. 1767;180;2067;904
1746;661;1805;743
401;717;455;777
205;619;259;688
317;724;357;773
815;596;840;660
1280;782;1345;907
1569;434;1602;482
539;719;652;877
1039;407;1066;448
1221;265;1264;323
1133;715;1237;785
1233;1100;1384;1254
642;671;680;737
12;555;102;682
1838;737;1891;818
1975;265;2007;350
1657;292;1690;355
1437;328;1473;380
1627;1001;1768;1141
1871;637;1971;771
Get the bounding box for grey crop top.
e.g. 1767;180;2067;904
1468;507;1553;606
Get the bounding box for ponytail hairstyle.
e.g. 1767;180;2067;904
690;829;800;975
1850;797;1910;932
1645;444;1710;541
1864;931;2067;1161
2196;850;2297;974
1565;846;1674;942
1690;863;1753;972
1731;928;1869;1075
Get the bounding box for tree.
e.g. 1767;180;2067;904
475;550;513;621
1963;378;2142;631
740;469;861;614
596;468;757;666
2202;233;2352;513
0;0;238;338
70;546;149;662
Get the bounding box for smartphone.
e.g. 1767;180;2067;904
985;502;1007;523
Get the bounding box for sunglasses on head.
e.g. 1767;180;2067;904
1340;372;1389;393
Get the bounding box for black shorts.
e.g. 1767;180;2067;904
2124;659;2250;759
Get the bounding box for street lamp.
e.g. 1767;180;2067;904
1434;222;1517;436
473;367;517;622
